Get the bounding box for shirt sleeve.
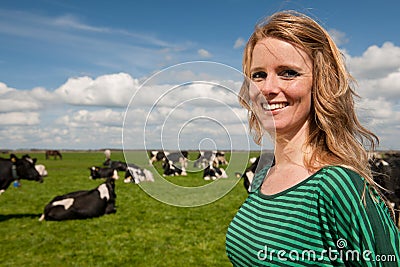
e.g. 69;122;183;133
321;166;400;266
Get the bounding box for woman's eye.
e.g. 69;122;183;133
280;70;299;78
251;71;267;80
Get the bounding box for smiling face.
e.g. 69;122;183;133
249;37;313;137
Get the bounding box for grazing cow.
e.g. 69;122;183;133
45;150;62;160
369;153;400;226
39;178;117;221
35;164;48;177
124;164;154;184
89;166;119;180
203;164;228;181
0;154;43;194
149;150;189;168
162;160;187;176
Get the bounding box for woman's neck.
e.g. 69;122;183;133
272;121;310;168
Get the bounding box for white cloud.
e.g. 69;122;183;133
233;37;246;49
53;14;109;32
56;109;124;128
0;85;41;112
346;42;400;79
55;73;140;107
197;48;212;58
345;42;400;150
357;70;400;101
0;112;40;125
346;43;400;104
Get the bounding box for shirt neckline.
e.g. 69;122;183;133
256;167;327;199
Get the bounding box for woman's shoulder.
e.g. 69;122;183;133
248;164;364;194
311;165;368;204
316;165;366;192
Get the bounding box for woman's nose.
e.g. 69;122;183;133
259;75;279;98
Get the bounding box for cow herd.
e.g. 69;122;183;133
1;150;399;224
0;149;230;221
148;150;229;180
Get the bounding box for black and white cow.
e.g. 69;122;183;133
149;151;167;164
124;164;154;184
369;153;400;226
203;164;228;181
236;153;275;192
89;166;119;180
216;151;229;165
193;150;228;169
39;178;117;221
162;160;187;176
0;154;43;194
236;157;259;192
103;159;128;171
35;164;48;177
149;150;189;168
194;150;217;168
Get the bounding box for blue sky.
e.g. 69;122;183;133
0;0;399;150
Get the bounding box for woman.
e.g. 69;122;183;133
226;11;400;266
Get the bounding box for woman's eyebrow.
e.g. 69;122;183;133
250;64;303;73
276;64;302;71
249;66;266;73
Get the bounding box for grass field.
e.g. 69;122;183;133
0;150;259;267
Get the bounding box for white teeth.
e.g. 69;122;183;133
262;103;288;111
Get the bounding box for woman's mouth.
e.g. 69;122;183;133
261;102;288;112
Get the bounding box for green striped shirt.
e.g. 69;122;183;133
226;166;400;266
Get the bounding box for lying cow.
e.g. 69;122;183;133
35;164;48;177
216;151;229;165
162;160;187;176
89;166;119;180
124;164;154;184
39;178;117;221
149;151;167;164
149;150;189;168
193;150;228;168
103;159;128;171
194;151;216;169
0;154;43;195
203;164;228;181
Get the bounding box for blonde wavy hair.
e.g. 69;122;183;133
239;11;387;207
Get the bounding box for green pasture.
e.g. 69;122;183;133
0;150;259;267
